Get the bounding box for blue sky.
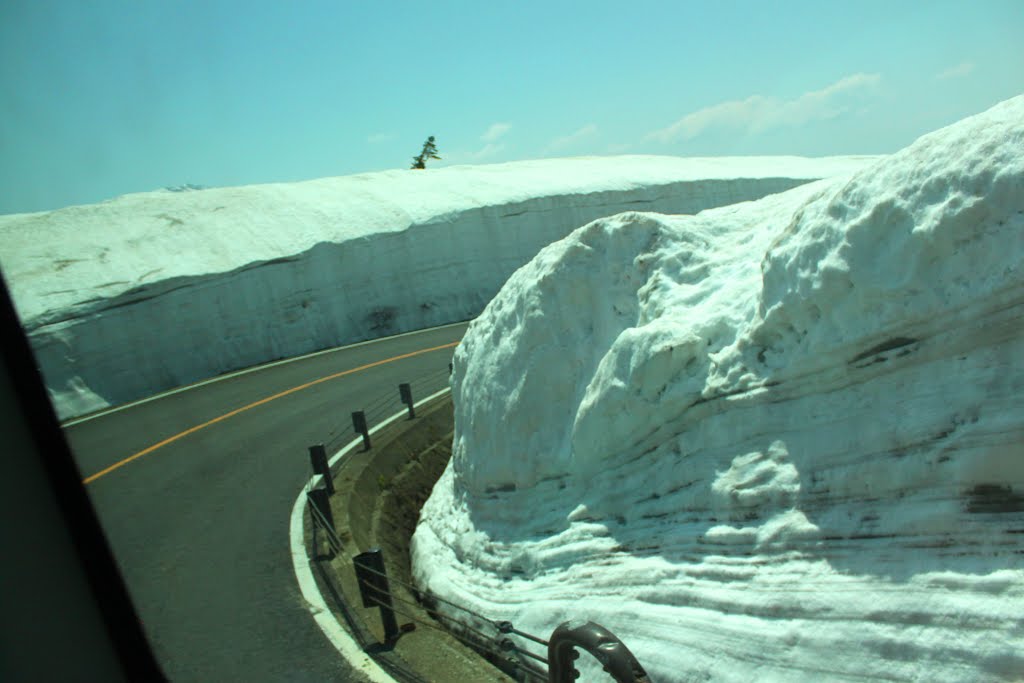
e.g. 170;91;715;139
1;0;1021;214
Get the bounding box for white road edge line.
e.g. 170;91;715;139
62;321;468;427
289;386;452;682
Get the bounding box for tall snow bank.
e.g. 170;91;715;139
412;97;1024;681
0;155;873;419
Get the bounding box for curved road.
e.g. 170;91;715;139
65;323;469;682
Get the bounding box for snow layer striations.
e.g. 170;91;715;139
0;156;872;419
412;97;1024;681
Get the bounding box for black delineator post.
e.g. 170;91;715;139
308;444;334;495
352;410;371;450
353;548;399;642
548;621;650;683
448;362;453;376
399;383;415;419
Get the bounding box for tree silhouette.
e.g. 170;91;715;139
411;136;441;169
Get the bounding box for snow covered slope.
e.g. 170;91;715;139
412;97;1024;681
0;155;872;419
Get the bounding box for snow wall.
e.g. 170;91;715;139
0;155;873;419
412;97;1024;681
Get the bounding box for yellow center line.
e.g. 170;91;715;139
83;341;459;485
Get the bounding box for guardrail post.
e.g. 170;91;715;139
399;383;415;419
548;621;649;683
308;444;334;495
353;548;399;642
352;410;371;450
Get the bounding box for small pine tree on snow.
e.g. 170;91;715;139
410;136;441;169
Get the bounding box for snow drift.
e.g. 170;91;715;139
0;156;872;419
412;97;1024;681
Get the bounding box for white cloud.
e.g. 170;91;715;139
367;132;396;144
481;123;512;143
437;124;512;165
935;61;975;80
443;142;507;166
647;73;882;143
470;142;505;159
549;123;599;151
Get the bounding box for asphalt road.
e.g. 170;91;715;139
64;322;469;682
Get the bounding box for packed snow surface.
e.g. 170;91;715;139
412;97;1024;681
0;155;873;419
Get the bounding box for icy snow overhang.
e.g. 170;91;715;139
412;97;1024;681
0;155;875;419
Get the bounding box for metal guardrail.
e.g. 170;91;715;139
352;547;550;681
321;366;452;455
302;362;651;682
307;487;342;557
